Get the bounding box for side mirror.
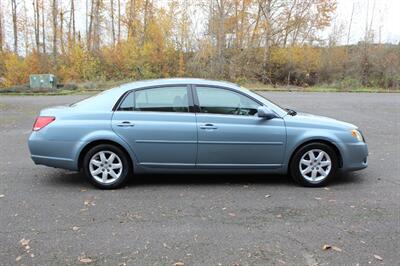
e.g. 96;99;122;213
257;106;276;119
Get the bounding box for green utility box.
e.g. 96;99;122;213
29;74;57;90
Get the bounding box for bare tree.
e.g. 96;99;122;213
60;9;65;54
127;0;137;39
0;0;3;51
259;0;272;83
346;2;354;45
52;0;58;61
11;0;18;54
111;0;116;44
68;0;76;43
117;0;121;42
87;0;102;52
33;0;41;50
41;0;46;53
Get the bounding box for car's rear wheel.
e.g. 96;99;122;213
290;142;339;187
82;144;131;189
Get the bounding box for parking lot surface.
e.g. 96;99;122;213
0;92;399;265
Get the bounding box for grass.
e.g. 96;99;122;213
243;83;399;93
1;80;399;95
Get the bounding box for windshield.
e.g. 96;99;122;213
239;87;287;117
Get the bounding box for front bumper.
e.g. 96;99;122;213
340;141;368;171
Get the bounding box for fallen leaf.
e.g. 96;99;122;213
20;238;30;247
173;262;185;266
277;259;286;264
265;194;271;198
84;199;95;206
72;226;80;231
323;244;341;252
322;244;331;250
15;256;22;262
332;246;342;252
78;256;93;264
374;254;383;261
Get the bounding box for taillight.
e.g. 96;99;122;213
33;116;55;131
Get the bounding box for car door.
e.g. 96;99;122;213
194;85;286;168
112;85;197;168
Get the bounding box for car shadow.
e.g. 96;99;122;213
45;170;365;189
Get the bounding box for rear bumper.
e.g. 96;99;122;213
28;132;81;171
31;155;76;170
340;142;368;171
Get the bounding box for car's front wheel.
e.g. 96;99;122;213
82;144;131;189
290;142;339;187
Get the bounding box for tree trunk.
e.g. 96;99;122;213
11;0;18;54
60;10;65;54
117;0;121;42
261;0;272;83
87;0;94;50
41;0;46;53
0;0;3;51
33;0;40;51
68;0;76;43
92;0;101;52
110;0;115;45
23;1;29;55
143;0;149;44
128;0;136;39
52;0;58;62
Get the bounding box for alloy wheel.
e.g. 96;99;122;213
89;151;123;184
299;149;332;183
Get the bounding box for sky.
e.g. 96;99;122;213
1;0;399;47
332;0;400;44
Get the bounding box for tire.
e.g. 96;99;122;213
82;144;131;189
290;142;339;187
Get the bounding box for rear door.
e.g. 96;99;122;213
112;85;197;168
194;85;286;168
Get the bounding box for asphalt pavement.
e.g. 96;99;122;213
0;92;399;265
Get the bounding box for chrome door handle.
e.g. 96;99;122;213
117;121;135;127
200;123;218;130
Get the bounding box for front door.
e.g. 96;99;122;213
112;85;197;168
194;86;286;168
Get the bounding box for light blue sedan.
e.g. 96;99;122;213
28;78;368;189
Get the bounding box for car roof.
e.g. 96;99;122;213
117;78;240;92
71;78;243;112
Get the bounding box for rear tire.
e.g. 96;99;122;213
290;142;339;187
82;144;131;189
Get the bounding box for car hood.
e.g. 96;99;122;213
284;112;357;130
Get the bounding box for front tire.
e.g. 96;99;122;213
290;142;339;187
82;144;131;189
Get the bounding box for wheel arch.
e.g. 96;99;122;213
77;139;134;171
288;139;343;170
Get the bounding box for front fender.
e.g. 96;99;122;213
282;127;345;172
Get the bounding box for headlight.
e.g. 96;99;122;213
350;129;364;142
